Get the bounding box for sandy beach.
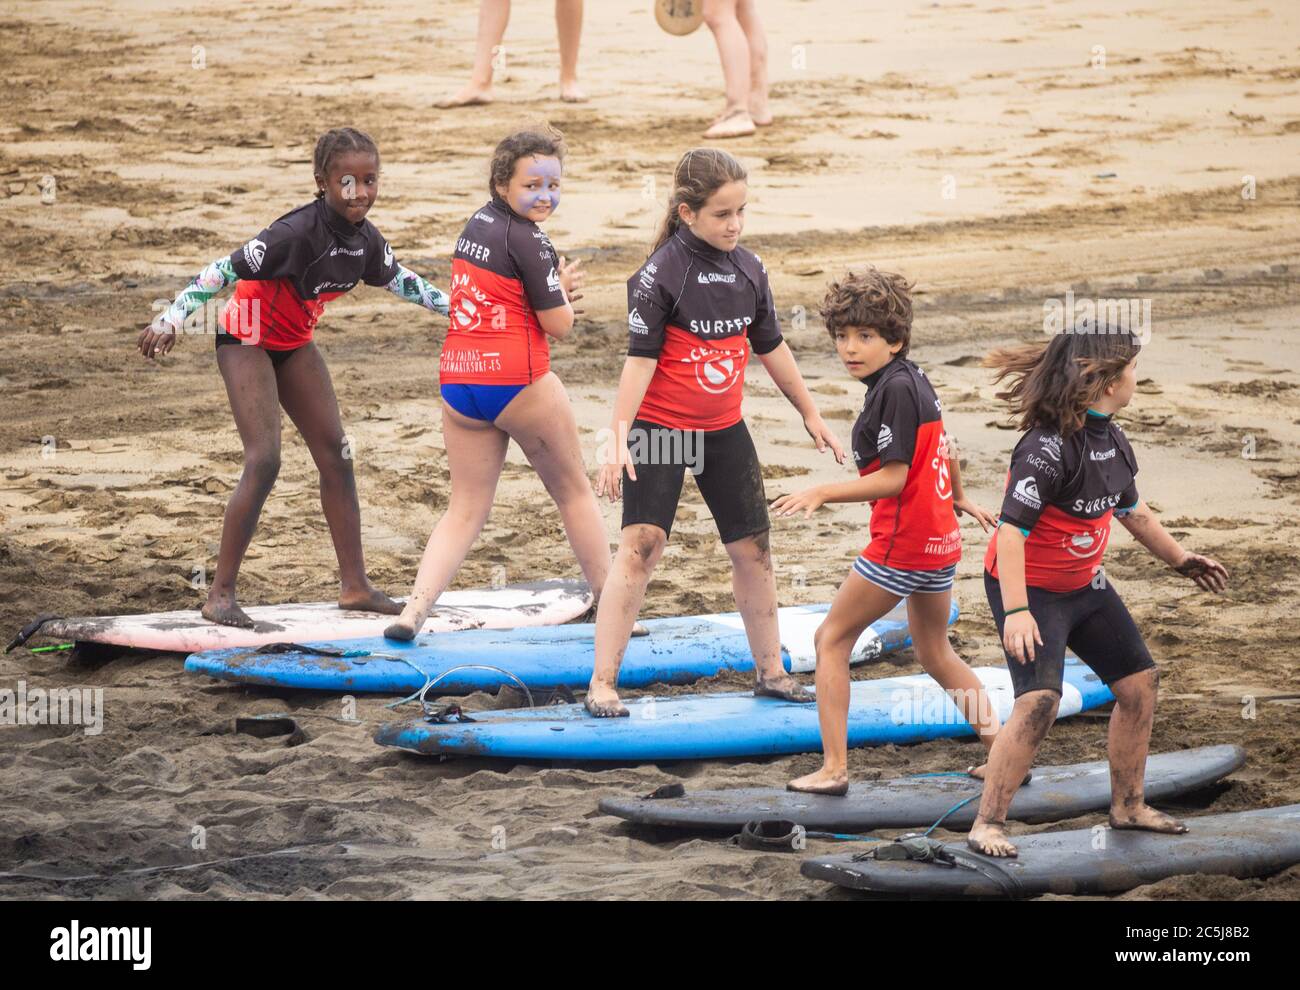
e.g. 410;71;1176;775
1;0;1298;899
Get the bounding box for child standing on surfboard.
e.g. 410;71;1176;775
383;126;624;642
777;269;1004;796
137;127;450;629
968;330;1228;857
586;147;844;717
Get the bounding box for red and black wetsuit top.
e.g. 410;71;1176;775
439;196;566;385
852;357;961;570
984;412;1140;592
627;226;784;431
222;198;399;350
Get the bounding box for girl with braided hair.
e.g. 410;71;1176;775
137;127;450;629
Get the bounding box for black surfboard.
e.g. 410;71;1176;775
599;745;1245;832
800;803;1300;898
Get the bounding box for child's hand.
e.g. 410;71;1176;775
594;438;633;503
772;486;827;519
954;496;997;532
1173;552;1228;593
1003;610;1043;664
557;255;584;305
137;319;177;360
802;414;846;464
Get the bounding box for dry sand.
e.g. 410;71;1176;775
0;0;1298;899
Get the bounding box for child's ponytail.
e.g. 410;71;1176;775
651;148;748;256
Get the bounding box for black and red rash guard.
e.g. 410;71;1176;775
222;198;399;349
984;411;1140;592
626;226;784;431
851;357;962;569
439;196;566;385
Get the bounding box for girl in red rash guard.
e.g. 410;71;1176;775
774;269;1004;796
967;331;1228;858
137;127;450;628
585;147;844;717
384;126;622;641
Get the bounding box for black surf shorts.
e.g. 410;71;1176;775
215;331;306;368
985;572;1156;697
621;418;770;544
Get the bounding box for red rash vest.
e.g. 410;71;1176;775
439;196;567;385
222;198;399;349
851;358;962;570
626;225;784;431
984;412;1140;592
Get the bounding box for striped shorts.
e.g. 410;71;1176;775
853;557;957;597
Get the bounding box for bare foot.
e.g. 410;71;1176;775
560;80;587;102
787;769;849;796
383;620;418;642
755;673;813;703
749;98;772;126
630;621;649;637
201;596;255;630
1109;804;1188;834
968;763;1033;786
967;819;1018;858
584;687;629;718
339;585;403;615
703;107;756;139
436;85;493;109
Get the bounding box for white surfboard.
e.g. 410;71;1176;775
10;579;592;654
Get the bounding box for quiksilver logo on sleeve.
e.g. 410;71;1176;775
1013;476;1041;509
243;238;266;273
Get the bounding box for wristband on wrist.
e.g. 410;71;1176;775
1004;606;1030;617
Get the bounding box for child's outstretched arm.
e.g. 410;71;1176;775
1117;500;1229;593
772;460;908;518
138;256;239;360
755;343;845;464
384;264;450;316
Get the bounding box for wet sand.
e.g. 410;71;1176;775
1;0;1298;899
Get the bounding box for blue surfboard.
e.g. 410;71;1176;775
184;600;955;695
372;655;1112;762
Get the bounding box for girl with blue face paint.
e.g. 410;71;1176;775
386;128;639;642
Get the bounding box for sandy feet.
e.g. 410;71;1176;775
583;686;629;718
968;819;1018;857
1110;803;1188;834
704;107;756;139
754;672;812;702
201;596;254;629
787;768;849;796
435;85;493;109
339;584;402;615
